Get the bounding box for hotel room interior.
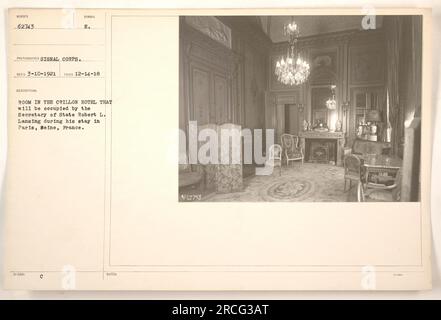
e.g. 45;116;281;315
178;15;422;202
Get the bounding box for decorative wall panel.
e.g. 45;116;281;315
191;67;210;125
213;74;229;124
349;44;385;85
243;42;267;129
185;43;233;125
309;49;338;85
181;19;268;133
268;29;385;154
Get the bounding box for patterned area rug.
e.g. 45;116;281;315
203;163;357;202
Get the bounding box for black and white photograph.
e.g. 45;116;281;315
179;15;422;202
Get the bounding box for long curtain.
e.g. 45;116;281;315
383;16;422;157
383;16;402;155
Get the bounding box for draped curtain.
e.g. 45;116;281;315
383;16;422;157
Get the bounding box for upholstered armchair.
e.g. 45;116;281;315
281;133;304;166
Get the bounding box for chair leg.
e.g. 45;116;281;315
344;179;347;192
349;180;352;190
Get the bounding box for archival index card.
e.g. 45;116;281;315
4;8;432;290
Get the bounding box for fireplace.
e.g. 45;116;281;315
298;131;345;166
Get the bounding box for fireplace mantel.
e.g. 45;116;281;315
298;131;345;166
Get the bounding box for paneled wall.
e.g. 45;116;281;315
179;16;421;188
179;21;238;130
181;17;418;156
242;40;267;130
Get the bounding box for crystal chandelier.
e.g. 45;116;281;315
326;85;337;110
275;19;310;86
